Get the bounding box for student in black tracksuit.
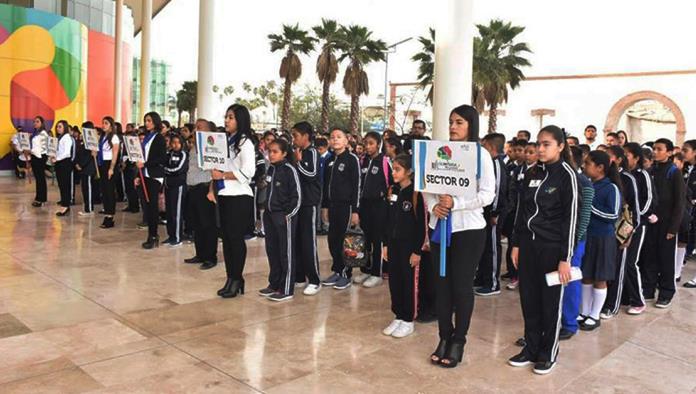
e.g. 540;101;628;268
259;139;301;302
121;130;140;213
138;112;168;249
602;146;640;318
291;122;322;295
163;135;189;247
502;139;528;283
509;126;578;375
76;122;96;215
618;143;656;312
321;128;361;290
381;154;426;339
53;120;75;217
642;138;685;308
354;131;392;288
475;134;508;295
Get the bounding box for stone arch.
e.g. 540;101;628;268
604;90;686;145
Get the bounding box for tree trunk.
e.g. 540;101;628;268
350;94;360;135
488;101;498;134
281;77;293;131
320;78;331;134
177;110;181;127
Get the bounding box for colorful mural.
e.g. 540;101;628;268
0;4;131;170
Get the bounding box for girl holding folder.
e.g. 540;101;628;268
426;105;495;368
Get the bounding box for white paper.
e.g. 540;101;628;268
124;135;144;162
413;139;479;199
83;128;99;151
18;132;31;151
545;266;583;287
46;137;58;157
196;131;228;170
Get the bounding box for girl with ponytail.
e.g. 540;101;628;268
578;150;622;331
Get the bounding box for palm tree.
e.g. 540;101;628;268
268;24;317;131
473;20;531;133
312;19;343;134
338;25;387;134
176;80;197;125
411;27;435;104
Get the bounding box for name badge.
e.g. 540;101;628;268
529;179;541;188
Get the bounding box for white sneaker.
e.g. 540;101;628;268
303;283;321;296
295;281;307;288
78;211;93;217
391;321;414;338
353;273;370;284
362;276;383;288
382;319;403;336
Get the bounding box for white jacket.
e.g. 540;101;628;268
217;136;256;197
424;153;496;232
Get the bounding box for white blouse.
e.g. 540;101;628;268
100;134;120;161
30;130;49;158
424;153;496;232
217;135;256;197
55;134;75;161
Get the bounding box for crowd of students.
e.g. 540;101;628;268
10;105;696;375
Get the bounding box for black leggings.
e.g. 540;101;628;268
100;161;116;215
431;228;486;344
139;177;162;238
219;195;254;281
55;159;73;207
31;155;48;202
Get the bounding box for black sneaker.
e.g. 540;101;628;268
533;361;556;375
268;292;294;302
184;256;202;264
416;312;437;323
137;222;148;230
515;337;526;347
684;280;696;288
258;287;276;297
559;328;575;340
655;299;672;309
508;352;534;367
199;261;217;270
500;272;513;281
579;317;601;331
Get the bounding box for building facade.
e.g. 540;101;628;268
131;57;169;124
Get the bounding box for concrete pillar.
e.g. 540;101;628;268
196;0;216;122
113;0;123;123
431;0;474;141
139;0;152;123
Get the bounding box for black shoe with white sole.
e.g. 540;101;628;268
533;361;556;375
579;317;601;331
268;292;293;302
508;352;534;367
655;299;672;308
258;287;276;297
558;328;575;341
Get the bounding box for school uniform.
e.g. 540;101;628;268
30;130;50;203
322;150;361;279
186;145;217;264
97;133;121;215
164;149;189;243
217;133;256;283
359;153;392;278
685;164;696;257
263;160;301;296
114;140;127;202
76;139;96;212
512;160;578;363
294;145;322;285
502;161;527;280
561;170;594;333
603;169;640;314
54;133;76;208
141;131;168;240
317;150;333;232
121;137;140;212
641;161;685;303
385;184;426;322
475;154;508;292
425;146;496;345
582;177;621;281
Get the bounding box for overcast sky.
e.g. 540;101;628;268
133;0;696;115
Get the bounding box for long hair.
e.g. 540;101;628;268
55;120;70;137
144;112;163;134
587;150;624;200
226;104;253;154
102;116;116;148
269;138;294;165
607;145;628;170
450;104;479;142
539;125;574;169
623;142;644;170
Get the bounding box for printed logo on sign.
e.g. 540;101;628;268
207;136;215;146
437;146;452;160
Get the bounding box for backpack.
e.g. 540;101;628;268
615;204;634;245
343;228;368;268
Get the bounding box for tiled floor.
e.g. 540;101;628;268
0;177;695;393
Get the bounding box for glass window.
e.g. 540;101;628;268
34;0;59;14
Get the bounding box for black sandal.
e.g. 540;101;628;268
439;342;464;368
430;339;449;365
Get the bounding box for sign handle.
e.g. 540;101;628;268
138;168;150;203
439;217;447;277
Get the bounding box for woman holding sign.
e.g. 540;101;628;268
426;105;496;368
138;112;168;249
53;120;75;216
28;116;50;207
208;104;256;298
97;117;121;228
508;125;578;375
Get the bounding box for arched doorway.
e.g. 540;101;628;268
604;91;686;145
